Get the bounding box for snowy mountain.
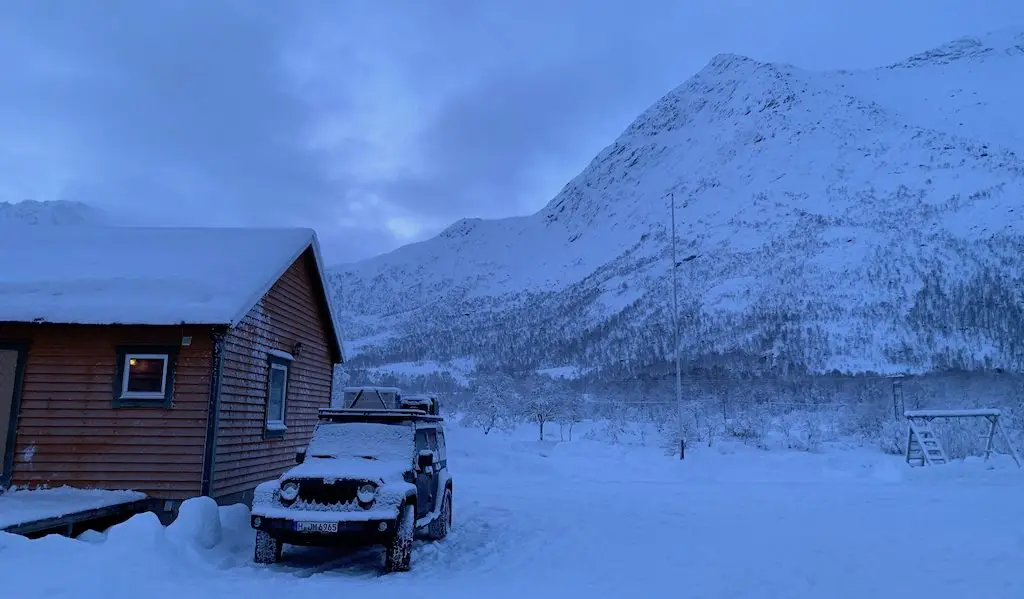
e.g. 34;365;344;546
331;29;1024;381
0;200;107;226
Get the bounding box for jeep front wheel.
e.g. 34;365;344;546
254;530;282;564
384;503;414;573
427;487;452;540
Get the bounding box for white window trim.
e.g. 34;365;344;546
120;353;169;399
267;362;289;428
267;349;295;362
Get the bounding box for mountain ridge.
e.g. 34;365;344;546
331;28;1024;382
0;200;108;226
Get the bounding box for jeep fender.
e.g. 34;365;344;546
437;470;452;495
413;470;451;529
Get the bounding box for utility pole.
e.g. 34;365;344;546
669;192;684;460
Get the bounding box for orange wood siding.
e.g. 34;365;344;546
0;324;213;500
212;249;334;498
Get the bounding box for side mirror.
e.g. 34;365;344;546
295;449;306;464
417;449;434;469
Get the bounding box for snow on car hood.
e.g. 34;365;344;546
283;457;411;483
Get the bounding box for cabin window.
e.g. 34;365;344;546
265;354;291;437
113;346;177;408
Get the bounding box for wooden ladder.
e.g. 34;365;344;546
906;419;948;466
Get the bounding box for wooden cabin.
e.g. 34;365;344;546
0;226;345;516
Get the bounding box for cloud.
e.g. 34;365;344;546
0;1;358;245
2;0;1024;262
300;0;1024;259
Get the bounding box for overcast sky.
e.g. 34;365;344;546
3;1;1023;263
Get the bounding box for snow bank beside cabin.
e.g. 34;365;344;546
166;496;223;549
2;496;256;595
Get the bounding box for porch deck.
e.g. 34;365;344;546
0;487;150;538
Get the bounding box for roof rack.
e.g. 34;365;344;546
342;386;402;394
317;407;443;423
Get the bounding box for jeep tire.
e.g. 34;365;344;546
254;530;283;564
384;503;415;573
426;487;452;540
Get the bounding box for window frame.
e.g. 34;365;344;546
415;428;430;453
263;354;292;439
436;429;447;461
112;345;178;408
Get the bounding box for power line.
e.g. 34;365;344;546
580;398;849;407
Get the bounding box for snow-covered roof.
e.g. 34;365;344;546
0;487;147;531
0;225;345;361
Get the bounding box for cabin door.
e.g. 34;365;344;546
0;346;26;490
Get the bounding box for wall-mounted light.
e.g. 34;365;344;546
293;342;303;357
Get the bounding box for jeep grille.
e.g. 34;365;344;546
295;479;361;505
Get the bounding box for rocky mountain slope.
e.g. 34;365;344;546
330;29;1024;382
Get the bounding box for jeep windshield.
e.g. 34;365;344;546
306;421;414;463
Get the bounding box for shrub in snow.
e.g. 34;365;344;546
839;399;890;440
803;415;824;452
776;412;797;446
779;412;825;452
166;496;223;550
583;418;656;446
583;419;625;444
1000;405;1024;455
687;401;718;447
932;417;993;460
725;404;771;449
878;419;906;455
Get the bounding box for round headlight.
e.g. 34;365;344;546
280;481;299;502
357;483;377;504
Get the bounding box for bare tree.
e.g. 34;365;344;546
464;372;519;434
520;375;560;441
558;392;586;441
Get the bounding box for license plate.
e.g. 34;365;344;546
295;521;338;533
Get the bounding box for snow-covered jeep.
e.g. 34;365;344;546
249;407;453;573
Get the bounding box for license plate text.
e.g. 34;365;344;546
296;521;338;533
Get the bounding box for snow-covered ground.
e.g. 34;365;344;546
3;424;1022;598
